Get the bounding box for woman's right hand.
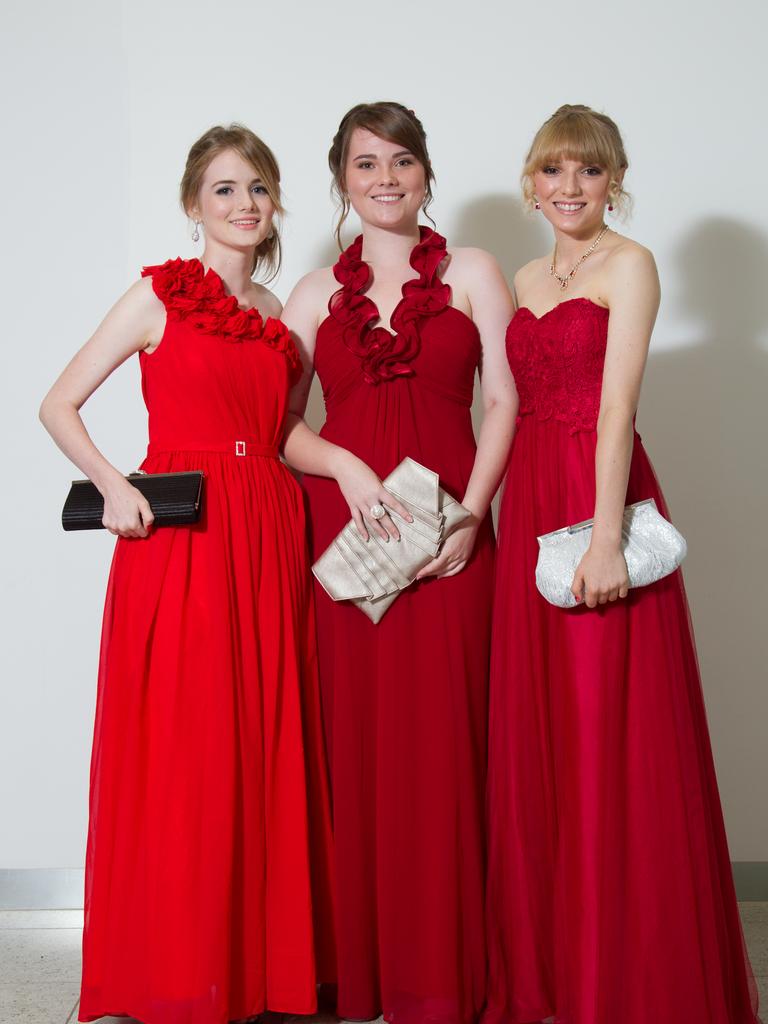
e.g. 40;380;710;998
101;476;155;538
333;452;413;542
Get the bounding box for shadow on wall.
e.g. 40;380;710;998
641;217;768;727
312;237;341;275
453;194;549;518
453;192;550;288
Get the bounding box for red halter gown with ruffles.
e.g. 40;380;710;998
485;297;761;1024
302;228;494;1024
78;258;335;1024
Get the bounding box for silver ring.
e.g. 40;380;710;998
370;503;386;520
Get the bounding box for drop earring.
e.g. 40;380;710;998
608;203;614;213
535;200;541;210
192;220;201;242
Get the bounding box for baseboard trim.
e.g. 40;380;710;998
1;863;766;910
732;862;768;901
0;868;84;909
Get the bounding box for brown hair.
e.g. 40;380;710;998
522;104;631;217
328;101;435;248
180;123;284;280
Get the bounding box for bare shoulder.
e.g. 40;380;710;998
602;234;660;317
250;282;283;319
293;265;337;298
125;275;165;312
447;245;503;278
103;276;165;339
604;234;657;277
446;248;510;305
284;265;337;312
81;275;166;355
513;255;548;295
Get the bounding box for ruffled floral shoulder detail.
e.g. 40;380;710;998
141;258;302;384
328;226;451;385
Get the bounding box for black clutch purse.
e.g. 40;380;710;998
62;471;204;531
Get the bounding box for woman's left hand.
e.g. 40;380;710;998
416;517;481;580
571;543;630;608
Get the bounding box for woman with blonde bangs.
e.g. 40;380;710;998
484;103;760;1024
281;100;517;1024
40;124;335;1024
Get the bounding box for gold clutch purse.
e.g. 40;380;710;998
312;457;471;623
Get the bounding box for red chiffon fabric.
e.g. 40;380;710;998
302;228;493;1024
78;259;335;1024
485;298;760;1024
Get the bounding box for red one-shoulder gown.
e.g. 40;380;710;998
78;259;335;1024
485;298;760;1024
302;228;494;1024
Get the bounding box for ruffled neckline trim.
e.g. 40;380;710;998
141;258;302;382
327;226;451;385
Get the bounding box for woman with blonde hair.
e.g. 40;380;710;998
40;124;335;1024
484;103;760;1024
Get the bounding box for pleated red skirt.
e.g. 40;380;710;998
486;418;761;1024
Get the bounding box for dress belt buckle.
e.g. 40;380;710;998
235;441;247;457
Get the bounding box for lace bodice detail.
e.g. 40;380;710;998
506;297;610;434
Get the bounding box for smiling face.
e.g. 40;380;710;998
532;158;616;239
190;148;275;252
343;128;427;232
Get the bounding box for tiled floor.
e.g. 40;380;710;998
1;905;766;1023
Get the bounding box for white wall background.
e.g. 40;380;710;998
2;0;766;870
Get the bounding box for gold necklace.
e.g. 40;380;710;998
549;224;609;290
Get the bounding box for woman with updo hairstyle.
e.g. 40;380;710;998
485;104;760;1024
40;124;335;1023
281;101;517;1024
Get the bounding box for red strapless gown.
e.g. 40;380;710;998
78;259;335;1024
485;298;760;1024
302;228;493;1024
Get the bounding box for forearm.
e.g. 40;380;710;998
40;399;124;494
591;407;635;548
281;412;352;479
461;399;518;519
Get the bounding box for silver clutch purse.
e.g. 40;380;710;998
312;457;471;623
535;498;687;609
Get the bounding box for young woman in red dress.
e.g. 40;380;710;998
40;125;335;1024
485;104;760;1024
281;102;517;1024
